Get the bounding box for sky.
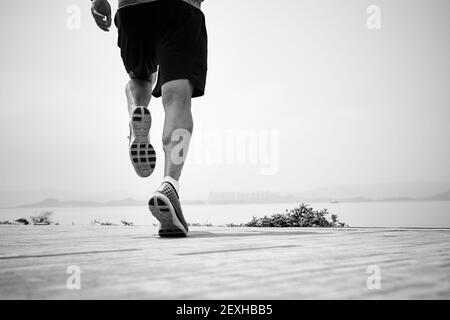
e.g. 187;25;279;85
0;0;449;205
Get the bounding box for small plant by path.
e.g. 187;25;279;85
188;222;201;227
1;211;58;225
30;211;56;225
121;220;134;226
91;219;118;226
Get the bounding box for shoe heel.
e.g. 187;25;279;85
148;195;187;237
129;107;155;178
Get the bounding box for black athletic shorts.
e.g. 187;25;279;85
114;0;208;98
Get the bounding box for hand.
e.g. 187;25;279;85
91;0;112;32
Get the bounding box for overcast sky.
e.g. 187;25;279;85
0;0;449;204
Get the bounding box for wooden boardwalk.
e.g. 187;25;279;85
0;226;449;299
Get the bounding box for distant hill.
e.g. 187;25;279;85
298;181;450;199
13;188;450;208
423;189;450;201
103;198;144;207
16;197;206;208
17;197;144;208
206;189;450;204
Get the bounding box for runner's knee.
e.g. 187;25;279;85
161;80;193;109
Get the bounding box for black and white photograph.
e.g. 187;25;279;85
0;0;449;304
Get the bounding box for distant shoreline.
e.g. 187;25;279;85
1;197;448;210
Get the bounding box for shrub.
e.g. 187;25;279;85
244;203;348;228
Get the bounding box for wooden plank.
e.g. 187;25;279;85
0;226;449;299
